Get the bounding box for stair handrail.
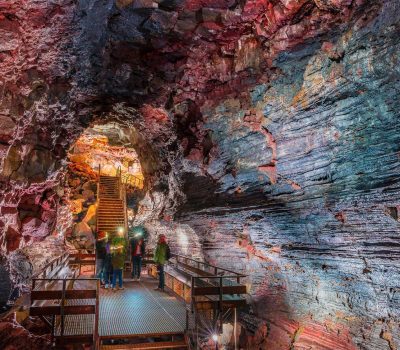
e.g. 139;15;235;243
96;164;101;235
121;172;144;189
116;166;129;240
123;184;128;239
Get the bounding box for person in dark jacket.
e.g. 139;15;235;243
111;229;127;291
130;234;146;281
102;238;113;289
95;231;107;284
153;234;170;291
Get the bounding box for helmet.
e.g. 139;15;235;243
98;231;107;240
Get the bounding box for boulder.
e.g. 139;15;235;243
69;199;85;214
82;203;97;226
0;115;16;143
0;319;51;350
82;189;95;201
21;217;48;240
72;222;95;249
82;181;96;192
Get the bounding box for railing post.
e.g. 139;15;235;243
50;314;56;346
94;279;100;349
219;276;223;333
185;308;189;331
79;250;82;276
96;166;100;235
60;279;66;341
190;276;195;313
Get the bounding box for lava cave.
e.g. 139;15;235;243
0;0;400;349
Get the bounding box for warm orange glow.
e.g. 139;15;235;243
68;128;144;189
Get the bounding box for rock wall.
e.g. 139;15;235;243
0;0;399;348
178;2;400;349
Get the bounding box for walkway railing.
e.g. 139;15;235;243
30;278;100;348
157;254;247;348
172;254;246;282
31;251;70;280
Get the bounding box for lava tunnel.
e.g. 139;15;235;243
0;0;400;349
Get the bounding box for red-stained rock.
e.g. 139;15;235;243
5;226;21;252
0;0;397;349
21;217;48;240
0;319;51;350
0;115;16;143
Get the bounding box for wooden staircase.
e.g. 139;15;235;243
97;175;127;237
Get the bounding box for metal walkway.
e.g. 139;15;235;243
99;276;186;339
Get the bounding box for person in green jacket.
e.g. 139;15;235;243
153;234;170;291
111;229;127;291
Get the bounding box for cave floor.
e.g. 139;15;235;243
57;275;187;339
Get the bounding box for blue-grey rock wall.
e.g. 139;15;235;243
178;2;400;348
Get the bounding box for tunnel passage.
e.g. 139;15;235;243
65;122;145;251
1;0;400;349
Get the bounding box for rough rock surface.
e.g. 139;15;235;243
178;3;400;348
0;0;399;348
0;315;51;350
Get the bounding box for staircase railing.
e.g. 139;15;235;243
96;164;101;235
157;254;247;349
117;167;129;240
121;172;144;189
30;277;100;349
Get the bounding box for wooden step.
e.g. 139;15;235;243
99;203;123;205
100;340;188;350
98;216;124;219
98;209;124;212
98;213;124;216
98;205;124;207
99;201;123;204
98;224;125;227
98;220;125;222
98;212;124;215
98;207;124;209
98;208;124;212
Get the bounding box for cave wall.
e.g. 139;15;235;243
0;0;399;348
178;2;400;349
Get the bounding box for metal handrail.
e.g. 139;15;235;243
31;251;70;279
121;172;144;189
31;277;100;349
171;254;247;279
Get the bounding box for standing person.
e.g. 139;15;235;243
102;237;113;289
95;231;107;284
153;234;170;291
111;229;127;291
130;234;145;281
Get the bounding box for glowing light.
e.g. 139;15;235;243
177;227;189;254
212;334;218;342
68;124;144;189
118;227;124;234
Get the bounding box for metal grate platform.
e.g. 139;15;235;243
99;276;186;338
